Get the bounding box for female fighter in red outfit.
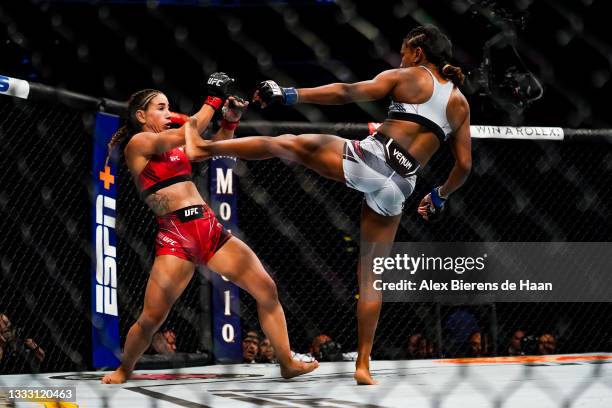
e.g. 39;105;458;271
102;73;318;383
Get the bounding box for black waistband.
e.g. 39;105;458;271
387;111;447;143
173;205;206;223
373;132;420;177
141;174;192;198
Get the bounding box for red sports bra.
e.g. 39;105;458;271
138;147;192;198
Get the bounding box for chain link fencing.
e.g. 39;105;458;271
1;92;611;374
0;97;91;374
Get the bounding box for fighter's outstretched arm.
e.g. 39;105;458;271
297;70;399;104
254;70;400;107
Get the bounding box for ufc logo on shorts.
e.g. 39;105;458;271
185;207;199;217
161;235;177;246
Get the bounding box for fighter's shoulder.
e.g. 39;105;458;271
125;131;167;157
392;67;432;86
449;87;470;115
394;66;428;78
126;131;154;150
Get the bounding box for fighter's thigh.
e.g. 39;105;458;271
360;200;402;242
277;133;345;181
143;255;196;314
207;237;276;295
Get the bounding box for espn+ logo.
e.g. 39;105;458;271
95;195;118;316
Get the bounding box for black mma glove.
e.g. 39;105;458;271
256;80;298;107
205;72;235;110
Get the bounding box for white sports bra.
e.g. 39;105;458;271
387;66;454;142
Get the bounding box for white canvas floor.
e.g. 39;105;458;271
1;353;611;407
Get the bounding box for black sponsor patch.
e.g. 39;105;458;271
176;205;204;222
374;133;420;177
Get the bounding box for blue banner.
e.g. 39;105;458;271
209;156;242;363
91;112;121;368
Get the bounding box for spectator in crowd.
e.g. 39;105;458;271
467;331;490;357
308;334;333;361
149;329;177;355
297;333;355;362
404;333;422;359
538;333;557;355
415;336;437;359
245;330;261;339
0;313;45;369
507;329;526;356
258;337;276;363
243;331;260;363
0;326;5;362
1;313;17;361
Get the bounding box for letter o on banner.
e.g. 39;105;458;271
222;324;235;342
219;202;231;221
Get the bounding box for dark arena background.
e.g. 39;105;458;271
1;1;611;407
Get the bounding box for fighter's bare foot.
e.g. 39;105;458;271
101;367;130;384
280;359;319;379
354;368;379;385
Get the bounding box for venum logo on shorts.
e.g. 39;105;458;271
392;148;413;170
169;156;180;162
95;195;118;316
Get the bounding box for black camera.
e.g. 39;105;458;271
318;341;343;362
520;334;539;355
467;33;543;115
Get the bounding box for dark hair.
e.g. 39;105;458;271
106;89;162;164
404;24;465;85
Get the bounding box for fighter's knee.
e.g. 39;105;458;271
137;312;165;333
279;134;320;161
266;278;279;299
259;277;280;306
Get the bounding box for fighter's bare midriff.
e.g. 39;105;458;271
376;119;440;167
142;181;205;216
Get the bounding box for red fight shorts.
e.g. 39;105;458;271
155;204;232;264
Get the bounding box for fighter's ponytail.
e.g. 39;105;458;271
441;63;465;85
